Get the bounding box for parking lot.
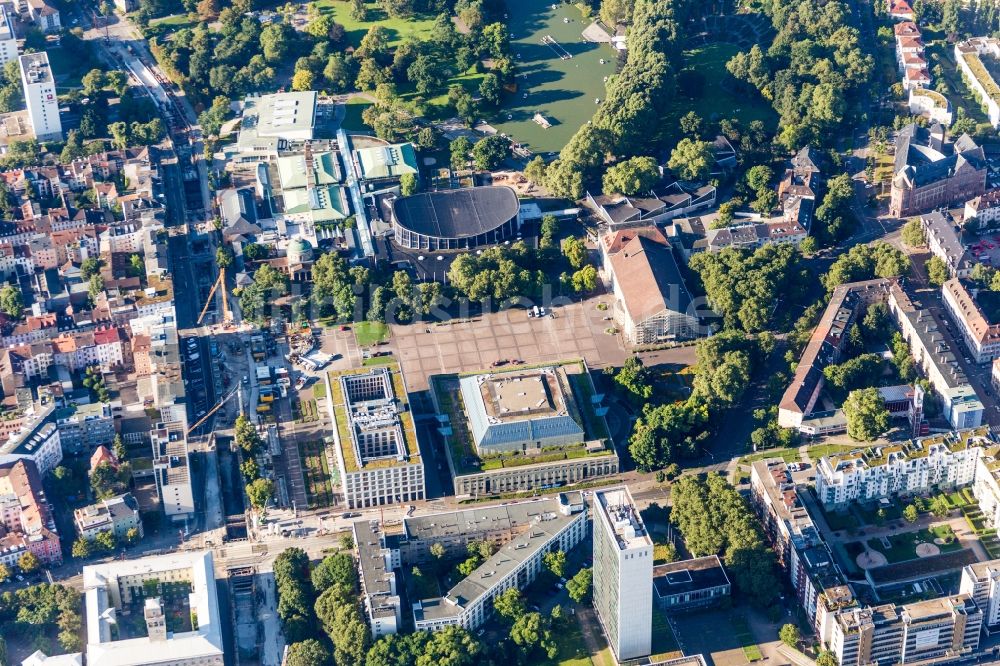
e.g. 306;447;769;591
390;296;626;392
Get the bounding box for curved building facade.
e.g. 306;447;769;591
392;186;520;251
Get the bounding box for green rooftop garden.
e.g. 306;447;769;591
911;87;949;108
326;363;421;473
961;51;1000;105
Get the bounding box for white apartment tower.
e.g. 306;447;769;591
19;52;61;142
960;559;1000;630
593;486;653;662
0;7;18;67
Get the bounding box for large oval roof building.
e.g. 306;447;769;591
391;185;521;251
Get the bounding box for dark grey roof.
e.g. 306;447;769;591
792;146;821;174
220;188;258;227
391;186;519;240
894;123;986;187
653;555;730;598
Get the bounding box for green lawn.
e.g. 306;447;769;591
737;447;799;466
354;321;389;347
362;355;397;367
867;526;963;563
821;506;860;532
649;606;681;660
731;614;763;663
150;12;197;30
674;42;778;131
540;613;593;666
806;443;858;461
487;0;612;154
313;0;438;49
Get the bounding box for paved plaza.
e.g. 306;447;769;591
391;298;626;391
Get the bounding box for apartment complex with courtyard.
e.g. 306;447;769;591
815;429;989;508
83;551;223;666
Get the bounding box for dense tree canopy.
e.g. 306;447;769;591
690;244;808;333
822;243;910;292
670;474;780;605
602;156;660;195
844;388;890;441
726;0;873;149
274;548;316;644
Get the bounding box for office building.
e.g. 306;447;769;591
411;492;587;631
652;555;731;611
397;492;585;564
74;493;143;542
960;559;1000;630
19;52;61;142
829;596;982;666
593;486;653;662
354;519;402;638
815;428;988;508
0;7;18;67
84;551;224;666
151;420;195;521
325;364;425;510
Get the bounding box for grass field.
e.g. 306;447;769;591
49;45;97;92
313;0;438;49
674;42;777;131
488;0;611;154
354;321;389;346
150;12;198;30
539;614;593;666
805;443;858;461
737;447;799;466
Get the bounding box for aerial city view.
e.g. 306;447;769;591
6;0;1000;664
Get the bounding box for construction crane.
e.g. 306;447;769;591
187;385;241;435
197;272;232;326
